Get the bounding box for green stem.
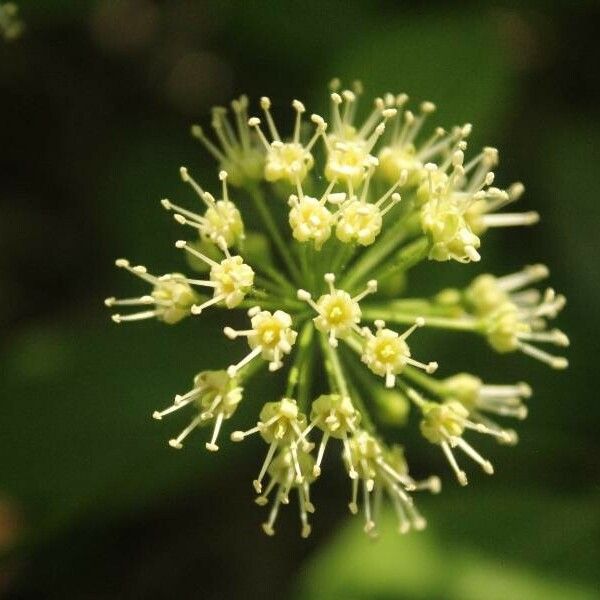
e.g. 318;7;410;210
330;239;356;277
361;306;479;332
254;275;286;296
298;243;316;293
319;333;349;397
340;212;414;290
343;333;363;355
285;322;314;399
383;298;463;317
249;185;303;285
396;379;427;409
339;349;376;433
369;236;430;285
256;263;297;296
237;297;306;312
237;348;268;383
402;365;444;396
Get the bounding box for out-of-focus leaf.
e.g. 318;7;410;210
293;490;599;600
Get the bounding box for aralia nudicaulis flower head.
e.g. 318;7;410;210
248;97;326;184
105;79;569;538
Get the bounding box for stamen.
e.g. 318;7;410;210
517;341;568;369
253;441;278;493
175;240;219;268
168;414;203;449
441;440;468;485
260;96;281;142
454;437;493;474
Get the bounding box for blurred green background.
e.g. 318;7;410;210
1;1;599;598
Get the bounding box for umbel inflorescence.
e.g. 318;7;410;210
106;80;568;538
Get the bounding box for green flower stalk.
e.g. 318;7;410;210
106;80;568;538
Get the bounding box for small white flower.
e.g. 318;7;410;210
442;373;531;444
248;97;325;184
191;96;265;187
288;179;339;249
377;98;470;186
255;446;316;538
334;166;404;246
175;240;254;313
420;158;482;263
152;370;243;452
361;319;438;388
344;431;438;536
462;265;569;368
323;84;397;186
465;181;539;235
162;168;244;248
224;308;298;375
415;390;512;485
301;393;361;477
106;259;198;324
230;397;311;493
483;298;569;369
298;272;377;347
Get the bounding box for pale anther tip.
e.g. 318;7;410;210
430;476;442;494
552;358;569;369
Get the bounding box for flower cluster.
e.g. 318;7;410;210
106;80;568;538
